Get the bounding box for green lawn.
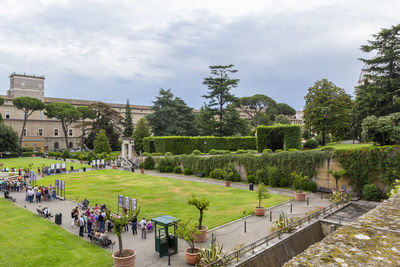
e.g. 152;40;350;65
0;157;90;170
39;170;291;229
316;142;373;150
0;199;112;267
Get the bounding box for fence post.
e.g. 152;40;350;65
321;192;323;199
270;210;272;222
307;197;309;206
244;221;247;233
290;202;292;213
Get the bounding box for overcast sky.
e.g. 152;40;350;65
0;0;398;110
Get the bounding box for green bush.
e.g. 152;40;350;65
236;149;246;154
21;152;34;157
139;162;144;169
262;148;272;154
144;156;155;170
210;168;223;179
320;146;335;151
143;136;256;154
256;169;268;185
280;177;289;187
156;157;173;172
233;173;241;182
275;149;283;152
247;175;256;184
303;139;319;149
268;167;281;187
62;149;70;159
307;181;317;192
208;149;217;155
142;152;150;156
362;184;382;201
300;181;308;191
256;125;301;152
184;168;192;175
192;149;201;155
165;166;173;173
165;152;173;156
87;151;96;162
223;150;231;154
153;152;163;156
174;166;182;174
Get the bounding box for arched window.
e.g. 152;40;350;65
54;142;59;150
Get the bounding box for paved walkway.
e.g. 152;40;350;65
4;171;333;267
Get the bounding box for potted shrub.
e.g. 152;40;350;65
255;183;270;216
291;171;309;201
199;236;226;266
139;162;144;174
223;165;234;187
188;195;210;242
176;218;201;265
106;207;140;267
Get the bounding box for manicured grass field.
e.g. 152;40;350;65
40;170;291;229
316;142;373;150
0;157;90;170
0;199;112;267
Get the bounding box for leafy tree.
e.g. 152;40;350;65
123;99;134;137
329;169;346;190
13;97;45;155
198;64;249;136
188;194;210;230
147;88;196;136
354;24;400;135
277;103;296;116
274;114;290;124
0;121;19;152
76;106;96;150
132;118;151;154
256;183;270;208
86;102;123;151
361;112;400;145
45;102;81;149
303;79;353;145
236;94;277;128
94;129;112;153
0;97;4;121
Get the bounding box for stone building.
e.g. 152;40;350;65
0;73;151;152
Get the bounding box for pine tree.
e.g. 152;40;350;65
132;118;151;154
123;99;134;137
94;129;112;153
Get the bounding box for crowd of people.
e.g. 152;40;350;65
26;185;57;203
0;176;28;192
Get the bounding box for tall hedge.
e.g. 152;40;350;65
256;125;301;152
143;136;256;154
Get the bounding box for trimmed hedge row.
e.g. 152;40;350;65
143;136;256;154
256;125;301;152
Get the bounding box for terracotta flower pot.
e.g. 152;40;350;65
225;181;231;187
140;169;144;174
112;249;136;267
295;192;306;201
194;225;208;243
254;207;265;216
185;248;200;265
112;165;118;169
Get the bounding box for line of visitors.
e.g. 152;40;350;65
26;185;57;203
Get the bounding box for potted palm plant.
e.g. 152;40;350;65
106;207;140;267
329;169;346;191
188;194;210;242
176;218;201;265
139;162;144;174
255;183;270;216
291;171;309;201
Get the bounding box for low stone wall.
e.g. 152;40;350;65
284;193;400;266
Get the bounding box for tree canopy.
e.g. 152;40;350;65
147;88;196;136
45;102;81;149
94;129;112;153
277;103;296;116
354;24;400;135
12;96;45;155
123;99;134;137
0;121;18;152
236;94;277;128
303;79;353;145
361;112;400;145
76;106;96;150
132;118;151;154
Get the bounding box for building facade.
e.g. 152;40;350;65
0;73;151;152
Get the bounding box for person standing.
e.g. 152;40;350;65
139;217;146;239
131;217;137;235
79;215;85;237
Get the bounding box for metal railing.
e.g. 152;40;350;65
205;199;346;267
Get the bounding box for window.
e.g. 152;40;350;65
69;129;73;136
21;112;25;119
38;111;43;120
5;111;10;119
38;128;43;136
39;83;42;88
69;142;73;149
23;129;27;136
54;142;59;149
54;129;59;136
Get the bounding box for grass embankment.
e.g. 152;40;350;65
0;157;90;170
316;142;373;150
40;169;291;229
0;198;112;267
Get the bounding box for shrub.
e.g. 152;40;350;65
208;149;217;155
174;166;182;174
165;152;173;156
300;181;308;191
275;149;283;152
303;139;319;149
236;149;246;154
223;150;231;154
142;152;150;156
87;151;96;162
268;167;281;187
247;175;256;184
307;181;317;192
288;148;297;152
256;125;301;152
291;171;309;193
233;173;241;182
143;156;155;170
321;146;335;151
192;149;201;155
362;184;382;201
279;177;289;187
184;168;192;175
210;168;223;179
153;152;163;156
256;169;268;185
262;148;272;154
165;166;173;173
139;162;144;169
156;157;173;172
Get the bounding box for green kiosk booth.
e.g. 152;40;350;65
152;215;179;257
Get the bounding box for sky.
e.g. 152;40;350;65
0;0;398;110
